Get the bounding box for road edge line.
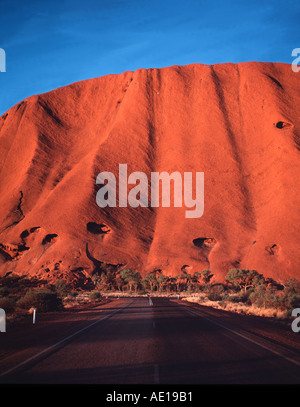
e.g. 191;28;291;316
0;299;135;378
181;302;300;368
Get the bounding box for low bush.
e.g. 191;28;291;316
0;287;9;297
249;285;285;310
284;294;300;310
208;293;222;302
68;291;79;298
55;279;71;298
227;295;242;303
17;289;63;312
89;291;102;300
0;297;16;313
209;283;227;295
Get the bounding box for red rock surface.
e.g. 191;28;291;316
0;62;299;285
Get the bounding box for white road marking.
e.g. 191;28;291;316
0;299;135;377
184;305;300;368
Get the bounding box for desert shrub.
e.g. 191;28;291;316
284;294;300;311
55;279;70;298
0;297;16;313
249;285;285;310
89;290;102;300
270;295;286;310
227;295;243;303
202;283;213;293
249;285;267;308
0;287;9;297
209;283;227;295
17;289;63;312
221;293;230;301
240;288;254;303
280;278;300;311
208;293;222;302
68;291;79;297
284;278;300;295
0;274;18;288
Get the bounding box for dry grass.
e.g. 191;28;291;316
182;294;288;319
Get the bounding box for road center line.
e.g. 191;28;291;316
0;299;135;378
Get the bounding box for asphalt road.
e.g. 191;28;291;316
0;297;300;384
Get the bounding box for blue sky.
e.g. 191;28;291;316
0;0;299;114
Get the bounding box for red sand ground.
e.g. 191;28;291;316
0;62;299;285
